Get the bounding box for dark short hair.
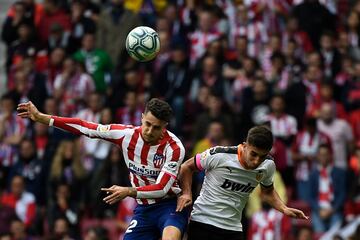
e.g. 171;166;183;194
246;126;273;151
144;98;173;123
318;143;331;152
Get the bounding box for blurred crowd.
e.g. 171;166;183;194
1;0;360;239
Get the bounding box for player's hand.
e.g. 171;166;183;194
176;193;192;212
283;207;309;220
17;101;40;121
101;185;129;204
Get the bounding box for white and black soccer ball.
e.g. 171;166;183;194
125;26;160;62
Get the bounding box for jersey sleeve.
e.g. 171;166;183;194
136;137;185;199
49;116;131;144
260;160;276;187
194;147;222;171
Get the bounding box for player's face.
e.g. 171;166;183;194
242;143;269;169
141;112;167;144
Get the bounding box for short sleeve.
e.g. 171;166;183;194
194;148;221;171
260;160;276;187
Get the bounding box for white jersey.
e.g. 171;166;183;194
191;145;276;232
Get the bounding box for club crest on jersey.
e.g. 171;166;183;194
153;154;165;168
256;171;264;182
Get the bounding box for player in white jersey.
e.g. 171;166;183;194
17;99;189;240
176;126;308;240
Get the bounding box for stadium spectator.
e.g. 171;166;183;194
0;176;36;228
115;91;143;126
309;144;346;233
292;0;336;49
48;183;80;238
1;2;29;47
9;218;32;240
193;93;233;141
49;140;86;205
248;201;292;240
0;198;17;235
0;94;26;187
6;22;37;74
37;0;71;46
95;0;141;67
190;55;229;102
318;31;342;80
69;0;96;52
317;103;354;169
345;142;360;222
73;33;112;93
43;47;66;92
292;117;331;201
188;8;221;66
307;82;348;120
53;57;95;117
295;225;313;240
9;139;46;205
343;60;360;112
240;79;272;138
51;217;75;240
156;41;192;135
230;4;268;58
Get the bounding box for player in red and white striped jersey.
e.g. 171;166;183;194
17;98;188;240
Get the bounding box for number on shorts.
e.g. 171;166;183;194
125;220;138;233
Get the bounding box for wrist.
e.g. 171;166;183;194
280;205;288;214
128;187;137;198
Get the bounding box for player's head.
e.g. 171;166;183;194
141;98;173;144
242;126;273;169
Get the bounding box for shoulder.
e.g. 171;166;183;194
209;146;238;155
261;157;276;169
166;131;184;146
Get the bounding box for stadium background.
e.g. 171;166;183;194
0;0;360;239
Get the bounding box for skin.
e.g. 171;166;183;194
176;142;309;221
17;101;181;240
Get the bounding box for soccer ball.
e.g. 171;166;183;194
126;26;160;62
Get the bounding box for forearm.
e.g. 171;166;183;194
135;173;174;199
36;112;52;125
261;187;287;213
179;166;194;195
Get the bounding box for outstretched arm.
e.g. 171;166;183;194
17;101;128;144
260;184;309;219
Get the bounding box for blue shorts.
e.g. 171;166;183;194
123;198;190;240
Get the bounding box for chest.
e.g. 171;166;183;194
208;167;263;194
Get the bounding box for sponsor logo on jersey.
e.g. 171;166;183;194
153;153;165;168
167;162;177;169
128;162;160;178
200;151;208;160
163;161;178;175
220;179;255;193
97;124;110;132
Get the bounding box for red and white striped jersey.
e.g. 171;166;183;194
49;116;185;205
